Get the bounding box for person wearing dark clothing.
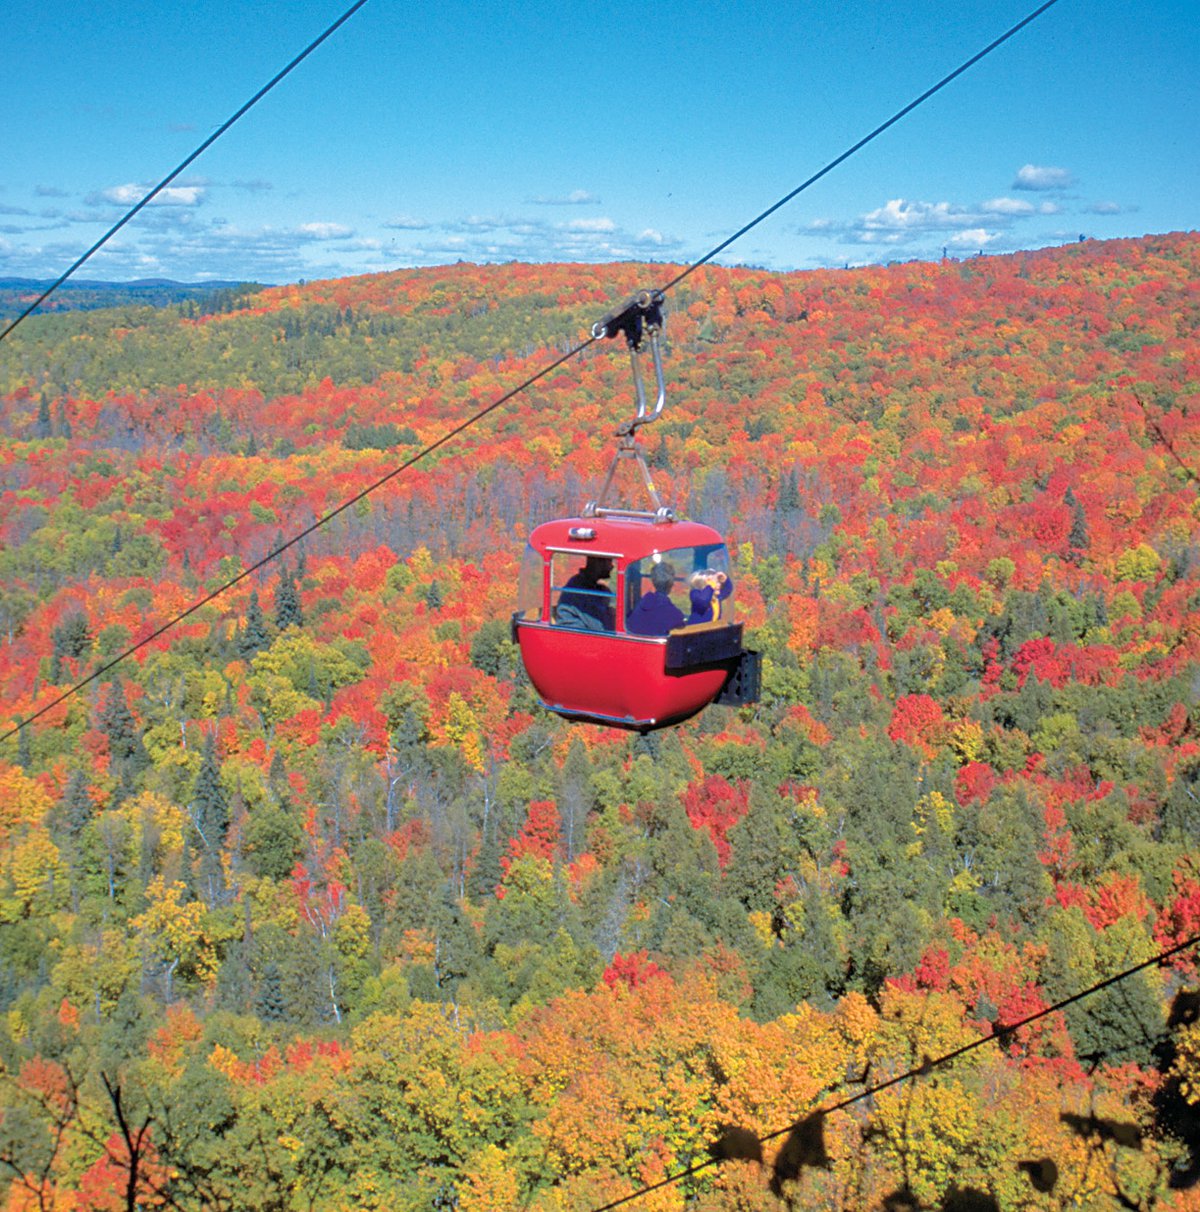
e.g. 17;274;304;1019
686;570;733;625
558;556;615;630
626;561;685;636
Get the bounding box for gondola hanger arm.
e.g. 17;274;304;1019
593;290;668;434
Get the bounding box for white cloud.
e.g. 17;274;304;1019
981;197;1035;216
296;222;353;240
1086;201;1125;215
0;195;685;282
808;184;1077;259
1013;164;1076;191
98;183;207;206
947;228;998;248
861;199;986;233
452;215;513;232
391;210;684;267
530;189;599;205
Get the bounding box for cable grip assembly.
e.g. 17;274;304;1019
592;289;667;434
584;290;675;523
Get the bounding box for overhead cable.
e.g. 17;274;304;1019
0;335;595;747
1;0;1062;742
588;930;1200;1212
657;0;1061;296
0;0;371;344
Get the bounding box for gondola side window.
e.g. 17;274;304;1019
516;544;546;622
551;552;617;632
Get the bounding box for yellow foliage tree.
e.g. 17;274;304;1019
0;832;69;922
131;876;216;994
0;763;53;843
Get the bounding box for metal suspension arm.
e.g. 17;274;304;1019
593;290;667;433
583;289;675;522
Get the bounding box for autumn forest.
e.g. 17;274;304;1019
0;231;1199;1210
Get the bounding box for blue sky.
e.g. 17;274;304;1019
2;0;1196;284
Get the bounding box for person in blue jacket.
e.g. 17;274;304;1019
686;569;733;625
557;555;615;630
626;561;684;636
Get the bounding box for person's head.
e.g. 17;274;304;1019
584;556;613;582
650;561;675;593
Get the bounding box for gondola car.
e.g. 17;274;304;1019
512;290;759;731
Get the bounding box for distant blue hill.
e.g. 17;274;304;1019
0;277;261;319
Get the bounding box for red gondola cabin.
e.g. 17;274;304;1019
513;514;758;731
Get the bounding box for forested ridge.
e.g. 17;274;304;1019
0;280;257;323
0;231;1198;1210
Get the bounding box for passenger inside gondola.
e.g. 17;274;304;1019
626;561;684;635
623;544;734;635
555;555;615;631
686;569;732;625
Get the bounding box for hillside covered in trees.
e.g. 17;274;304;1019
0;231;1198;1210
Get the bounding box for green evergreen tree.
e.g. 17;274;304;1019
778;467;801;512
274;567;303;630
50;611;92;681
255;961;288;1022
99;987;151;1074
432;890;484;996
1065;486;1089;561
390;706;432;794
725;785;795;914
1163;757;1200;841
192;730;230;853
468;823;506;901
238;589;269;661
113;764;139;808
60;769;93;840
99;678;149;788
1041;907;1165;1068
34;393;51;439
197;846;225;908
244;808;302;881
468;618;517;679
